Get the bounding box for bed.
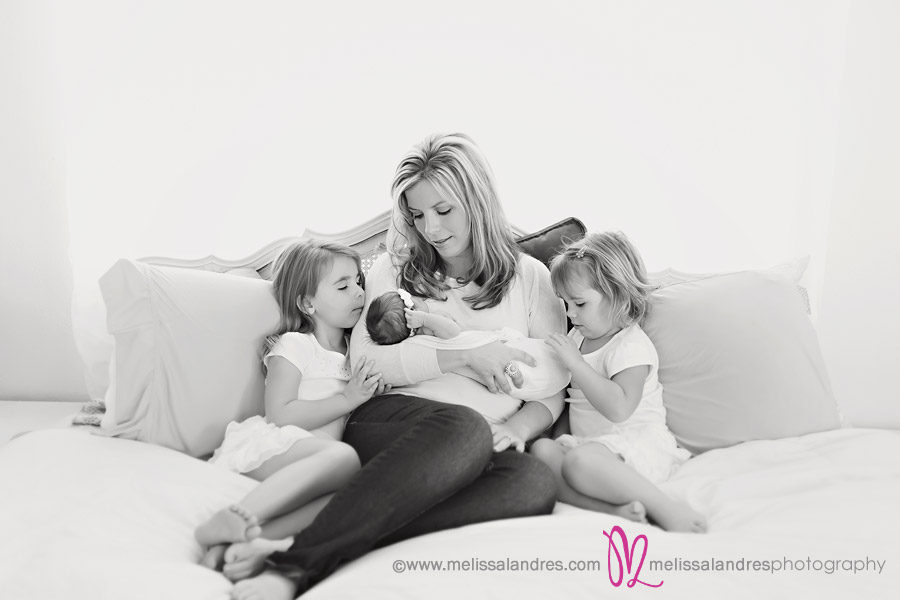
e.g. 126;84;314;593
3;212;898;599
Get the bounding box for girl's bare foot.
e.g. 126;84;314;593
611;500;648;523
200;543;227;570
223;537;294;582
651;500;707;533
196;504;262;546
231;572;298;600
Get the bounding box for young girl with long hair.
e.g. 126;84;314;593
196;240;387;580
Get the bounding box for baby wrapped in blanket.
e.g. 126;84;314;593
365;289;571;401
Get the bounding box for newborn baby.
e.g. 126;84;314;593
366;289;571;401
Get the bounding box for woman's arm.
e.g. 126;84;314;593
491;401;554;451
523;254;567;340
490;256;569;451
351;254;536;388
518;255;568;421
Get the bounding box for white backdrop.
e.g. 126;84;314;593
3;0;899;426
59;0;846;305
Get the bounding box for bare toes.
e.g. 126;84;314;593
630;501;647;521
200;544;227;570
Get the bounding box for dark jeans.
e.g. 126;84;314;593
267;393;558;594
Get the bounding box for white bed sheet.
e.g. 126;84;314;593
2;427;898;599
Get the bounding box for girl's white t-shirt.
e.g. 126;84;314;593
263;332;352;440
566;323;667;438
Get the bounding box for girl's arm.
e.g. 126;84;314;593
568;361;648;423
546;332;647;423
264;356;382;430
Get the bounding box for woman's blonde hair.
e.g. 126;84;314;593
550;232;656;327
263;240;363;356
388;133;519;310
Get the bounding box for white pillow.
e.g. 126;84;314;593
98;259;279;457
642;261;842;455
70;266;265;432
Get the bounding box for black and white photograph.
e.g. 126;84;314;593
2;1;898;599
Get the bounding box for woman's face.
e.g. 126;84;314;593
405;180;473;274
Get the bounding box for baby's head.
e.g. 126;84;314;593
366;290;413;345
550;231;655;329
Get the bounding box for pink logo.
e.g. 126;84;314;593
603;526;664;588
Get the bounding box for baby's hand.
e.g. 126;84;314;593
343;357;383;408
545;333;584;370
490;423;526;453
404;308;428;330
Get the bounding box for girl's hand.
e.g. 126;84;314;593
490;422;526;453
464;341;537;395
343;357;383;408
404;308;428;330
545;333;584;371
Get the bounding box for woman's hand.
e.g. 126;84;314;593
464;341;537;394
374;379;392;396
343;357;383;408
545;333;584;371
490;422;526;453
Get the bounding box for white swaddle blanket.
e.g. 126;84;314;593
407;328;571;401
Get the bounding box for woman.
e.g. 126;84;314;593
232;133;566;600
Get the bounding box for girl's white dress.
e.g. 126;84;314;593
556;323;690;484
208;332;352;474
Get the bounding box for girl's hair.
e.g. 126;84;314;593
550;232;656;327
387;132;520;310
263;240;364;356
365;291;410;345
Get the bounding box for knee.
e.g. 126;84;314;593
516;456;558;515
560;448;594;485
430;404;493;464
529;438;559;465
323;441;361;477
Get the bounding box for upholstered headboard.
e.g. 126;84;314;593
139;211;586;278
140;211;395;279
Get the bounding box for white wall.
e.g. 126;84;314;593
0;0;87;400
818;0;900;428
58;1;848;293
4;1;898;424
